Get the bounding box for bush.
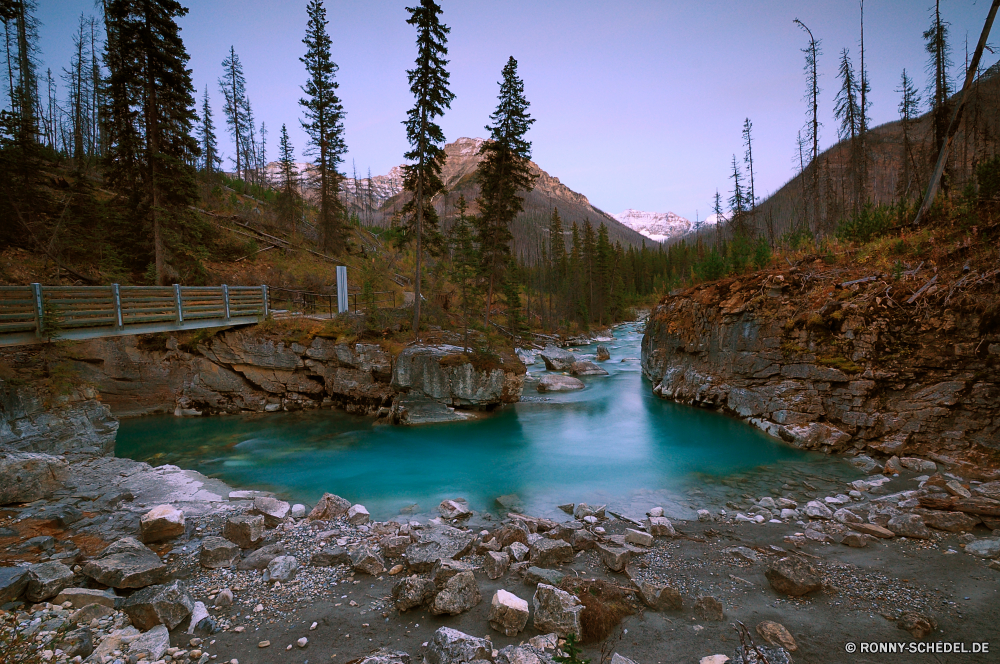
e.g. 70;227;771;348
977;155;1000;204
694;248;727;282
836;203;893;243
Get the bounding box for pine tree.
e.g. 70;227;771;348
834;47;864;209
582;220;596;320
742;117;755;209
728;155;746;228
549;207;566;284
197;85;220;173
794;18;822;226
896;69;921;200
475;56;536;327
924;0;951;156
277;123;300;232
219;46;249;179
102;0;204;285
402;0;455;336
300;0;347;253
449;195;480;352
594;222;612;324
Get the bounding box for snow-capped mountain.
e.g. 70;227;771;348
612;210;691;242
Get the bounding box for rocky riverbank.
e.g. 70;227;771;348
3;443;1000;664
641;267;1000;463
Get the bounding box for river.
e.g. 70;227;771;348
116;321;861;521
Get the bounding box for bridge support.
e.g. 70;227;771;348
336;266;348;314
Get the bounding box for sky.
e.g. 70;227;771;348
32;0;1000;223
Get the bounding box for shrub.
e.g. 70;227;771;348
836;203;893;243
977;155;1000;204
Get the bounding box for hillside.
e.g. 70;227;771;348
373;137;655;260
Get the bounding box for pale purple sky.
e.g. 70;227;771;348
35;1;1000;222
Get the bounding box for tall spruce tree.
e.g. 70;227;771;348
834;47;863;210
449;195;480;352
474;56;536;327
896;69;921;199
300;0;347;253
219;46;248;179
924;0;951;156
277;122;300;232
742;118;755;209
728;155;746;228
794;18;822;226
103;0;204;285
402;0;455;336
197;85;220;173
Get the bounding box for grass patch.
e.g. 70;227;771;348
817;355;863;374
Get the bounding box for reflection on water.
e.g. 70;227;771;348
116;323;861;520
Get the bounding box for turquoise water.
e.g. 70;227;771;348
116;322;860;520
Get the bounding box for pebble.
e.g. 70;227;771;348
297;637;308;648
310;622;318;630
258;641;270;648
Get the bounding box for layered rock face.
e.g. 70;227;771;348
641;274;1000;458
0;382;117;455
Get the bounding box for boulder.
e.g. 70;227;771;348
53;587;116;609
625;528;653;547
914;509;980;533
290;504;306;519
238;542;285;570
833;508;863;524
537;375;585;392
58;626;94;659
731;646;794;664
430;571;481;616
574;503;606;519
307;493;352;521
886;514;933;539
485;551;511;580
897;611;937;639
311;545;351;567
122;580;194;630
530;538;574;566
965;538;1000;559
694;595;725;621
571;530;597;550
214;588;233;607
356;648;412;664
489;589;530;637
756;621;797;651
347;504;371;525
139;504;185;543
263;555;299;583
646;516;675;537
596;345;610;361
0;452;68;505
25;561;74;602
81;537;167;589
382;535;412;557
804;501;833;519
351;545;386;575
538;346;576;371
524;567;565;587
841;532;869;547
765;557;821;596
404;524;475;572
506;541;530;562
186;600;214;635
0;566;30;604
253;496;290;527
424;627;493;664
491;524;529;548
127;624;170;661
70;602;115;623
497;645;556;664
200;536;240;569
570;361;608;376
900;457;937;472
945;480;972;499
597;543;630;572
439;499;472;520
393;576;436;612
532;583;584;638
223;514;264;549
639;581;682;611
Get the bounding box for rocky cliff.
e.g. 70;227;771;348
641;267;1000;461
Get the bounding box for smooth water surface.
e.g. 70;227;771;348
116;323;861;520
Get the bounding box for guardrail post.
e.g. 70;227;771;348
261;285;269;318
222;284;231;320
174;284;184;323
31;283;43;337
336;266;348;314
112;284;123;329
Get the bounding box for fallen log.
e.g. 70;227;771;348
906;274;938;304
917;495;1000;516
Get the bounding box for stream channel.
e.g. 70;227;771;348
116;321;863;521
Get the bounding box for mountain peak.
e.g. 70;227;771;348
612;210;691;242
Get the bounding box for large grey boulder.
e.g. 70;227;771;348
424;627;493;664
253;496;290;527
391;345;522;408
886;514;933;540
223;514;264;549
25;561;74;602
765;557;822;597
430;559;476;589
127;625;170;661
350;544;385;575
914;509;980;533
532;583;584;638
597;543;630;572
537;375;585;392
404;524;475;572
965;538;1000;559
81;537;167;589
53;587;116;609
307;492;352;521
429;571;481;616
311;545;351;567
484;551;511;579
489;589;529;637
347;504;371;525
200;536;240;569
263;555;299;583
570;361;608;376
0;452;68;504
392;576;436;612
538;346;576;371
639;581;682;611
530;538;574;566
237;542;284;570
139;505;185;543
58;626;94;659
0;566;29;604
122;580;194;630
497;645;556;664
596;345;611;361
439;499;472;519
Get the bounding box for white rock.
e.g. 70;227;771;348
140;505;185;543
296;637;308;648
347;505;370;525
290;504;306;519
488;589;529;636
